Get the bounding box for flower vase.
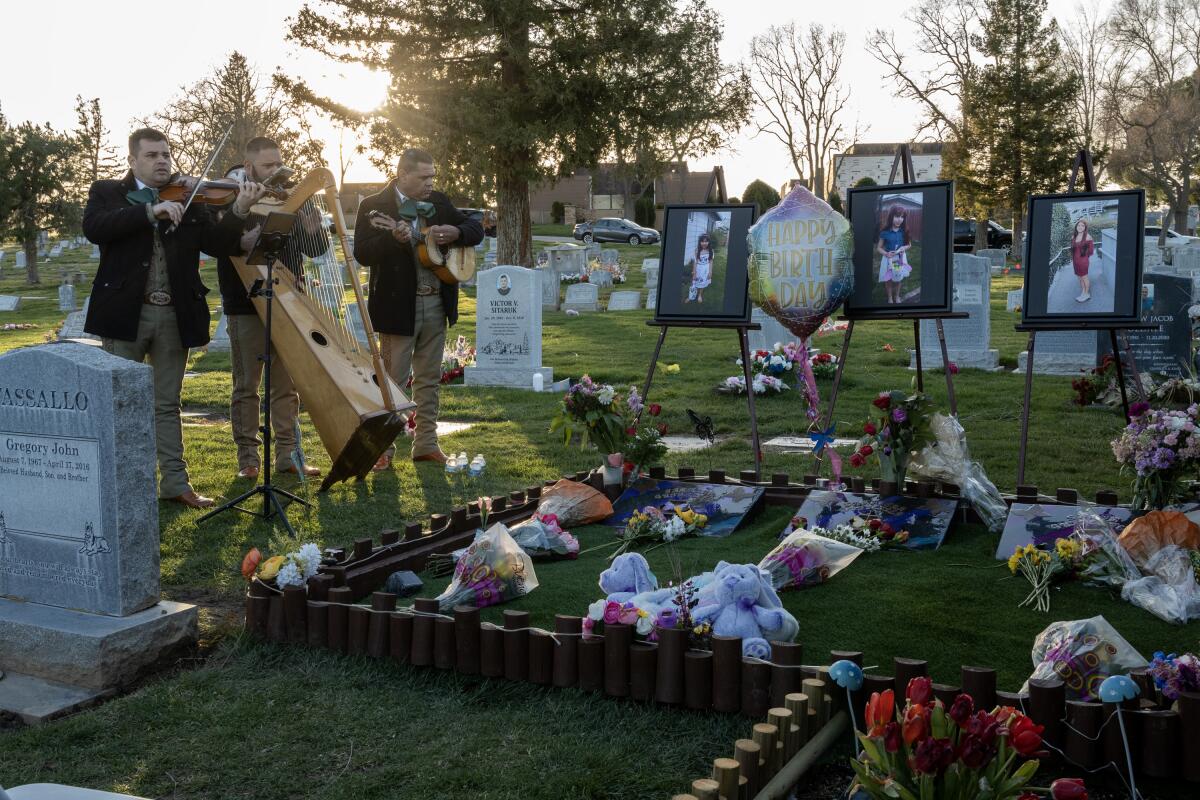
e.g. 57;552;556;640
602;453;625;489
879;453;909;492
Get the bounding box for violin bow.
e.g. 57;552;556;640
166;121;234;235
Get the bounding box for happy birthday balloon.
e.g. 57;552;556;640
748;186;853;340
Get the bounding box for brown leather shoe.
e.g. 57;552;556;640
280;464;322;477
237;465;260;479
412;450;448;464
372;453;393;472
168;490;215;509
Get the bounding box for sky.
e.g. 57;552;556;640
0;0;1083;200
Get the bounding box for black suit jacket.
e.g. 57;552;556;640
352;182;483;336
216;202;332;315
82;172;244;347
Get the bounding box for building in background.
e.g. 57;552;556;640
528;163;726;226
829;142;944;200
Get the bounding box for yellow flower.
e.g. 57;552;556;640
258;555;286;581
637;609;648;618
665;364;681;374
1007;547;1022;574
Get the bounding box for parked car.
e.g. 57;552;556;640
952;218;1013;252
1144;226;1199;250
572;217;660;245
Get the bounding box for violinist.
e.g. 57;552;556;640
217;136;327;480
83;127;266;509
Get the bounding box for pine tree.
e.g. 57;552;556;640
970;0;1079;245
742;180;781;213
0;120;79;284
73;96;121;186
282;0;746;267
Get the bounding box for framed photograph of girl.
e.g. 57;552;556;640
1020;189;1145;327
843;180;954;319
653;204;757;323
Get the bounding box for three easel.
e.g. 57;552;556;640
1015;149;1152;485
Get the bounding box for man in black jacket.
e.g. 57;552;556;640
83;128;265;508
216;136;328;481
353;148;483;466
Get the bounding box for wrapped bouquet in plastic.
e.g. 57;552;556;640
435;522;538;612
537;479;613;527
908;413;1006;532
1021;615;1147;702
758;529;863;591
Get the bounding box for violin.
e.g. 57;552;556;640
158;176;288;208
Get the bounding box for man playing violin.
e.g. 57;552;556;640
83;128;267;508
217;136;327;480
353;148;483;467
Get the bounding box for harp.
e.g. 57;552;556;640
231;167;414;491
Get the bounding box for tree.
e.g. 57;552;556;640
971;0;1080;247
1059;1;1119;178
750;22;861;199
282;0;742;267
853;177;878;188
1105;0;1200;234
72;96;121;187
141;52;324;176
0;120;79;284
827;189;844;215
742;179;781;212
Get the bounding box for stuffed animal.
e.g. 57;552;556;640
592;552;676;626
691;561;799;658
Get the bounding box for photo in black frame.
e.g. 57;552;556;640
1020;189;1145;327
653;204;756;324
843;180;954;319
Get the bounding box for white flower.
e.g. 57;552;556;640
294;543;323;578
664;516;686;541
598;386;615;405
275;561;304;589
587;599;607;621
635;614;655;636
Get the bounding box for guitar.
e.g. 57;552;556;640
412;223;477;285
367;211;476;285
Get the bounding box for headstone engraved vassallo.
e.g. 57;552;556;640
909;253;999;370
0;344;197;720
465;266;553;388
563;282;600;313
1097;271;1193;376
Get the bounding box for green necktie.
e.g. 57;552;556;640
126;186;160;206
396;195;436;220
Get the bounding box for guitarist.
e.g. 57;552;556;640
353;148;483;468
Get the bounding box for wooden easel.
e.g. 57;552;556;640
1015;149;1153;485
823;144;965;442
641;319;763;475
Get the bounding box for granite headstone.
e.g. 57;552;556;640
748;306;797;353
563;282;600;313
607;290;641;311
0;296;21;312
1097;271;1192;376
465;266;553;387
546;245;587;278
207;313;231;352
589;269;613;289
1017;330;1099;375
58;283;77;312
539;268;560;310
601;249;619;266
15;251;26;269
1006;288;1023;312
910;253;999;370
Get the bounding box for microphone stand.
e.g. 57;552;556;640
199;212;307;536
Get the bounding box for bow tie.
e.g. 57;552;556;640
126;186;160;206
396;196;436;220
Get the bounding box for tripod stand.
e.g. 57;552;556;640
200;212;307;536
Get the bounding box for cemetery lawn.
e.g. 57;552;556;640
1;246;1197;799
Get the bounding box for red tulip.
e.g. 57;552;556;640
241;548;262;581
1008;714;1045;757
868;518;882;530
957;733;995;769
849;453;865;468
948;693;974;727
626;426;637;436
1050;778;1088;800
860;444;874;456
863;421;877;435
883;721;902;753
865;690;895;736
656;423;669;436
907;676;933;706
1017;794;1039;800
966;710;999;746
912;736;954;774
902;703;928;745
648;403;662;416
872;393;892;409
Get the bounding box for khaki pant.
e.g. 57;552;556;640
381;294;446;457
102;303;192;498
228;313;299;471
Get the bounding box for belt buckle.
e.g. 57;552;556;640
146;290;172;306
417;285;438;296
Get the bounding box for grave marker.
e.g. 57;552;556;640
465;266;553;388
607;290;641;311
563;282;600;313
908;253;999;370
0;296;22;312
1097;271;1193;376
207;313;231;352
539;268;560;310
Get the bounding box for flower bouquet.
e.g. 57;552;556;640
241;542;324;589
1008;543;1069;612
758;529;863;591
610;503;707;559
428;513;579;576
717;374;790;395
850;391;935;486
1111;402;1200;510
550;376;665;477
439;335;476;384
434;522;538;612
1023;616;1148;702
810;351;838;379
1147;650;1200;702
851;678;1065;800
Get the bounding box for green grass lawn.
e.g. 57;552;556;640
0;244;1195;798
